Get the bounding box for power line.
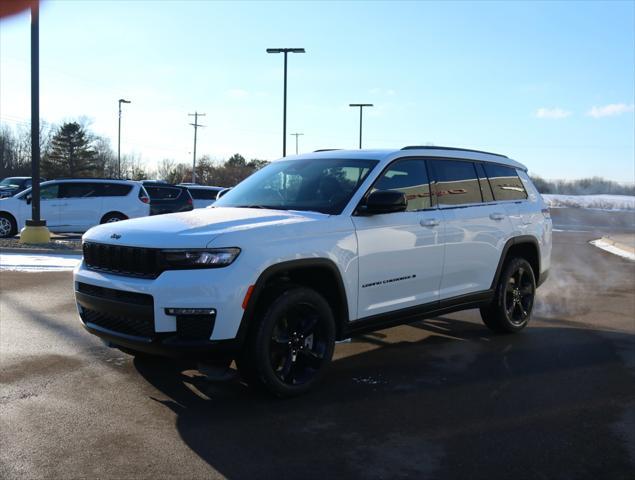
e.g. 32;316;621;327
188;111;206;183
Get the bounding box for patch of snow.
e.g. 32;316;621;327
590;239;635;261
352;376;386;385
542;194;635;211
0;252;81;272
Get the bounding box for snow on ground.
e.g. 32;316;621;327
0;252;81;272
590;239;635;261
542;194;635;211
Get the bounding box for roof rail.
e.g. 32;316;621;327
400;146;508;159
313;148;341;152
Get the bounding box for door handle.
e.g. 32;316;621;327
489;212;505;221
420;218;440;227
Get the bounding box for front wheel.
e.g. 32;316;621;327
244;287;336;397
0;213;17;238
480;257;536;333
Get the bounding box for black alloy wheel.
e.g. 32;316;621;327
481;257;536;333
243;287;336;397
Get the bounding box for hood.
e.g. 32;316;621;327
82;207;329;248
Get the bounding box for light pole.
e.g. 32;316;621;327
349;103;373;149
117;98;131;179
290;132;303;154
266;48;305;157
20;0;50;243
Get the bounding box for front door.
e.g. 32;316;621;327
353;158;444;319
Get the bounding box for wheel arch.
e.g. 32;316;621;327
491;235;541;289
238;258;350;343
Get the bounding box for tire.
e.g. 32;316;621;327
243;287;336;397
0;213;17;238
100;212;128;224
480;257;536;333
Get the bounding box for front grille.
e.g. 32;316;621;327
77;282;153;306
176;315;215;341
81;308;154;338
83;242;162;278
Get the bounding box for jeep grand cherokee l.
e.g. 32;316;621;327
74;147;552;397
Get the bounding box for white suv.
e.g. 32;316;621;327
0;179;150;237
74;147;552;396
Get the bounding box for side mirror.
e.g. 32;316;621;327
360;190;407;215
25;195;32;205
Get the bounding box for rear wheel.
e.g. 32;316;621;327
0;213;17;238
242;287;336;397
481;257;536;333
100;212;128;224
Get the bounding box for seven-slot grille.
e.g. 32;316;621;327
83;242;161;278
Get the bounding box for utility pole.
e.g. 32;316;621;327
266;48;305;157
349;103;373;149
188;112;206;183
290;132;303;154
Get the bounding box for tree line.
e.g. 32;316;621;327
1;121;633;194
0;121;268;187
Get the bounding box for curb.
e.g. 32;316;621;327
0;247;82;255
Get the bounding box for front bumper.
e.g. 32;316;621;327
74;260;251;359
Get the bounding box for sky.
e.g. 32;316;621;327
1;0;634;181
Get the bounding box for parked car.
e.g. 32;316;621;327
0;179;150;237
142;182;193;215
179;184;225;208
75;146;552;397
0;176;47;198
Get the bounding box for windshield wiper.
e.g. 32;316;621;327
232;205;286;210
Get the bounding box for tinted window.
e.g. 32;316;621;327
40;184;59;200
475;163;494;202
371;159;431;211
189;188;220;200
428;160;482;206
145;186;183;200
59;183;100;198
483;164;528;201
99;183;133;197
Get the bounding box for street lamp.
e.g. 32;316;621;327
349;103;373;149
266;47;305;157
117;98;131;179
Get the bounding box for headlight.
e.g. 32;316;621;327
161;248;241;269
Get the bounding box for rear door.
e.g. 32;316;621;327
428;159;513;299
484;163;532;234
58;182;103;231
353;158;444;318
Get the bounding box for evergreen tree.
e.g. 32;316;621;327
42;122;101;178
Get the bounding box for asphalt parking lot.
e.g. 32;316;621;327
1;208;634;479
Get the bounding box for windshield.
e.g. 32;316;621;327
213;158;378;214
0;178;22;187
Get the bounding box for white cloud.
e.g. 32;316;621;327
534;107;572;119
226;88;249;99
586;103;634;118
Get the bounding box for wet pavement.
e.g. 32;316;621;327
1;208;633;479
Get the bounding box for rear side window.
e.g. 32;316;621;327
428;160;482;206
475;163;494;202
189;188;220;200
483;164;528;201
59;182;100;198
100;183;133;197
145;186;182;200
371;158;432;211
